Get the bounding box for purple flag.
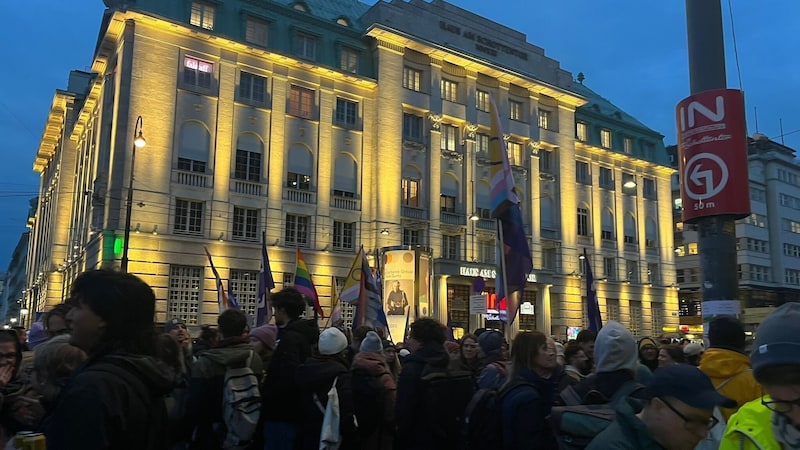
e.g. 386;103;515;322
256;231;275;326
584;249;603;332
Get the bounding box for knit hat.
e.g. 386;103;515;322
709;316;746;352
594;321;638;373
478;330;504;356
249;324;278;350
164;317;186;333
554;342;565;358
360;331;383;354
751;303;800;379
27;322;49;350
318;327;348;356
398;348;411;357
638;337;658;351
683;342;704;357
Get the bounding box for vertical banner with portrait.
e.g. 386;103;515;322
417;252;432;318
382;249;416;343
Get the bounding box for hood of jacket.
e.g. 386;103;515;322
594;321;638;373
194;340;254;367
352;351;389;375
281;318;320;345
406;342;450;369
699;348;752;379
87;352;176;396
295;355;348;389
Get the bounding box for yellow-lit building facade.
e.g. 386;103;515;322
25;0;677;338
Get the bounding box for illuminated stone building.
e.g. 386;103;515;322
25;0;677;337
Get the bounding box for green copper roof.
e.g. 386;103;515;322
571;81;658;135
272;0;373;29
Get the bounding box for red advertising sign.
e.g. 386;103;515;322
676;89;750;223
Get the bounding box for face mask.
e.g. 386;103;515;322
772;411;800;449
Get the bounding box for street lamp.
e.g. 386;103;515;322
121;116;146;273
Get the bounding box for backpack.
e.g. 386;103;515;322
221;351;261;449
351;368;387;437
463;378;532;450
314;376;342;450
419;363;476;450
549;380;643;450
695;370;751;450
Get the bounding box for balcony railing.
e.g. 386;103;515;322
284;188;316;204
174;170;210;188
402;205;428;220
441;211;466;226
331;196;360;211
232;179;263;196
476;218;496;230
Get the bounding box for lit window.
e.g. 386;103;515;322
340;47;359;74
183;56;213;89
403;67;422;92
245;17;268;46
238;71;266;103
538;109;552;130
335;98;358;127
441;124;458;151
441;79;458;102
476;134;489;155
402;178;419;207
190;2;215;30
601;129;612;148
576;122;588;141
507;141;523;166
510;101;523;121
287;172;311;191
476;90;490;112
289;85;314;118
294;32;317;60
623;137;633;154
440;195;456;213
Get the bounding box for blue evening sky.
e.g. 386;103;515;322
0;0;798;266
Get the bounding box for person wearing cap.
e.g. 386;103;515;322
296;327;358;450
720;303;800;450
476;329;510;389
638;337;659;373
351;331;397;449
587;364;736;450
165;317;193;376
684;342;704;367
699;316;761;422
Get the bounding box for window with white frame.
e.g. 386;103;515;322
784;219;800;234
234;136;262;182
403;67;422;92
750;264;771;282
476;90;490;112
442;235;461;260
286;172;311;191
168;265;202;325
245;16;268;46
784;243;800;258
441;79;458;102
403;113;423;141
402;178;419;207
576;122;588;141
285;214;309;246
509;100;523;121
294;32;317;60
333;221;354;250
238;71;266;104
230;270;259;323
781;193;800;210
190;2;215;30
174;199;203;235
340;47;359;74
440;175;458;213
288;85;314;118
335;98;358;127
604;257;616;280
750;187;766;202
743;213;767;228
577;207;590;237
476;133;489;155
576;161;591;184
600;167;614;189
440;194;456;213
601;129;612;148
441;124;458;151
507;141;523;166
183;56;213;89
607;298;620;322
786;269;800;285
233;207;259;241
538;109;552;130
623;136;633;154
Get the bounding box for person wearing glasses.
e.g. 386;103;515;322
587;364;735;450
720;303;800;450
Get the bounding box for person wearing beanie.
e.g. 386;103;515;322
476;330;511;389
296;327;357;450
699;316;761;422
382;340;401;381
638;337;659;372
351;331;397;449
249;323;278;366
561;321;640;405
721;303;800;450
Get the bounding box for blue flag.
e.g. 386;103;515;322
256;231;275;326
584;249;603;332
227;279;240;310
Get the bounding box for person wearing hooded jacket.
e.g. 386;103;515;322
351;331;396;450
476;330;510;389
296;327;358;450
44;270;176;450
261;288;320;450
184;309;263;450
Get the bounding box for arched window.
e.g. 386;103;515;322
577;203;591;237
645;218;658;249
624;213;637;244
440;175;459;213
178;122;210;172
333;154;357;197
601;208;615;240
287;144;313;191
540;196;555;230
234;133;263;182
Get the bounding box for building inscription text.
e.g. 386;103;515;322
439;21;529;61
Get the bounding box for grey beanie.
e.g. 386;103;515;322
360;331;384;354
751;303;800;379
593;321;638;373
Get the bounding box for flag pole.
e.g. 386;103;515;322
497;218;513;344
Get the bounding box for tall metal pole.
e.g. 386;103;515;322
121;116;145;273
685;1;740;324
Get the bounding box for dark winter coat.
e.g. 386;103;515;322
184;338;263;450
44;352;175;450
501;367;558;450
561;369;635;405
586;398;665;450
351;352;396;450
261;319;319;423
295;354;358;450
394;342;451;450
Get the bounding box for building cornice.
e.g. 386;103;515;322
33;92;75;173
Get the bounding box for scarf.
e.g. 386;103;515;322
772;410;800;449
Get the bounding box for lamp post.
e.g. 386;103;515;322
121;116;147;273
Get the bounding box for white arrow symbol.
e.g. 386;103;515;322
690;163;713;189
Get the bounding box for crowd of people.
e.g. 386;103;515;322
0;269;797;450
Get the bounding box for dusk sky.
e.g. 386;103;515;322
1;0;798;266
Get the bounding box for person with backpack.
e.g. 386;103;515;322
43;270;176;450
351;331;396;450
587;364;735;450
184;308;263;450
698;317;760;423
720;303;800;450
476;330;510;389
296;327;358;450
395;317;474;450
501;331;559;450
